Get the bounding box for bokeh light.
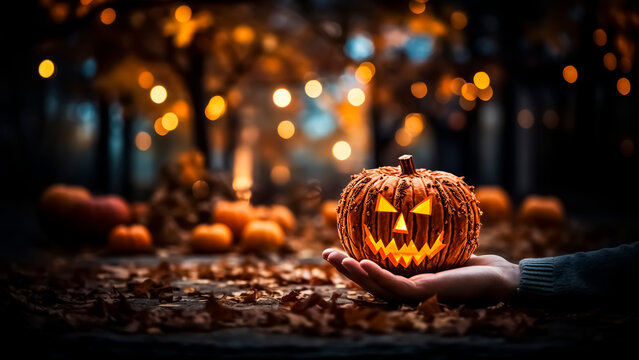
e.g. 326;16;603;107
410;82;428;98
271;165;291;185
135;131;152;151
478;86;493;101
344;34;374;61
100;8;116;25
161;112;179;131
459;97;476;111
277;120;295;139
38;59;55;78
233;25;255;44
517;109;534;129
404;113;424;136
593;29;607;46
543;110;559;129
347;88;366;106
395;128;412;146
332;141;352;160
450;77;466;95
154;117;168;136
355;62;375;84
409;1;426;15
150;85;167;104
448;111;466;131
304;80;322;98
138;71;154;89
273;88;292;108
451;11;468;30
563;65;578;84
205;96;226;120
461;83;478;101
603;53;617;71
473;71;490;90
620;57;632;73
174;5;192;23
617;77;631;95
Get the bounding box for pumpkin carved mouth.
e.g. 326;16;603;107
363;225;446;268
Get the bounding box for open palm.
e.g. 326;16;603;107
323;248;519;304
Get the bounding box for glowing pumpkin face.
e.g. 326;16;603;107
337;155;481;276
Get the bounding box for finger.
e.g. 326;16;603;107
322;248;339;261
326;250;351;275
359;260;420;300
341;258;398;301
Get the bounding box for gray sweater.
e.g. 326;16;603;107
518;242;639;303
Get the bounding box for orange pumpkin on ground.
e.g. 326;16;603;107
39;184;91;220
337;155;481;276
108;225;153;254
190;223;233;253
475;186;512;223
72;195;131;234
255;204;296;233
321;200;339;228
240;220;285;251
212;200;254;239
519;195;565;227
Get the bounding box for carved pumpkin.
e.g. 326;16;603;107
212;200;254;239
240;220;285;251
475;186;511;223
108;224;153;254
190;223;233;253
72;195;131;234
519;195;565;227
321;200;339;227
337;155;481;276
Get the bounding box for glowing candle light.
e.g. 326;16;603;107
150;85;167;104
273;88;292;107
38;59;55;78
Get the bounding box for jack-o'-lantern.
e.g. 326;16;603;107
519;195;565;227
337;155;481;276
108;224;153;254
475;186;511;223
190;223;233;253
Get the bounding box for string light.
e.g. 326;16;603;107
450;77;465;95
332;141;352;160
161;112;179;131
174;5;192;23
473;71;490;90
100;8;116;25
38;59;55;78
347;88;366;106
461;83;478;101
404;113;424;136
355;62;375;84
477;86;493;101
233;25;255;44
450;11;468;30
138;71;154;89
563;65;578;84
150;85;167;104
205;96;226;120
154;117;168;136
617;77;631;95
409;1;426;15
395;128;412;146
304;80;322;98
593;29;607;47
410;82;428;98
603;53;617;71
277;120;295;139
273;88;292;107
135;131;152;151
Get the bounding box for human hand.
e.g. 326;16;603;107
323;248;519;304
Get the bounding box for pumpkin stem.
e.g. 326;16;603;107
399;155;417;175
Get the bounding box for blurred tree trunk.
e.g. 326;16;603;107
121;95;134;199
188;51;210;167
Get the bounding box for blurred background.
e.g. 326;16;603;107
1;0;638;257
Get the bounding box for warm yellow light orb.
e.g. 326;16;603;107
461;83;478;101
473;71;490;90
271;165;291;185
135;131;152;151
395;128;412;147
304;80;323;98
273;88;292;108
150;85;167;104
277;120;295;139
138;71;154;89
100;8;116;25
563;65;578;84
617;77;631;95
233;25;255;44
332;141;352;161
174;5;192;23
355;62;375;84
161;112;179;131
404;113;424;136
593;29;607;47
154;117;168;136
205;95;226;120
451;11;468;30
410;82;428;98
347;88;366;106
38;59;55;78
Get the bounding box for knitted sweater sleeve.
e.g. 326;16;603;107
517;242;639;302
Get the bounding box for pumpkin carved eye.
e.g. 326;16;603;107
410;197;432;215
375;194;397;213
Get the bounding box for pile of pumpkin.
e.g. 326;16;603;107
38;183;298;255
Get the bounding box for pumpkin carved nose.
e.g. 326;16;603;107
393;213;409;234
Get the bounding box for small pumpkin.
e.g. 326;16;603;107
337;155;481;276
240;220;285;251
39;184;91;220
72;195;131;234
321;200;339;227
475;186;511;223
190;223;233;253
212;200;254;239
108;224;153;254
519;195;565;227
255;204;296;233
